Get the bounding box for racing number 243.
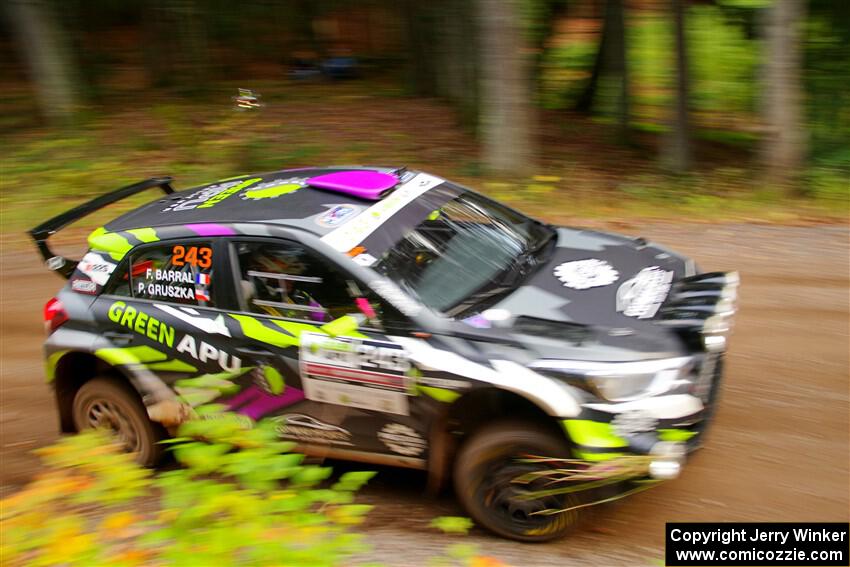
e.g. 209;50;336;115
172;245;212;268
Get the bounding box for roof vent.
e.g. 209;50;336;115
307;170;399;201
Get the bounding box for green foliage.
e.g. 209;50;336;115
430;516;474;535
539;41;599;110
688;6;760;114
1;413;377;566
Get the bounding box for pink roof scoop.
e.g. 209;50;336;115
306;170;399;201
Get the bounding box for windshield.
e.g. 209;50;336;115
373;192;553;314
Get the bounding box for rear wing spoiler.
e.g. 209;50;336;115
28;177;175;278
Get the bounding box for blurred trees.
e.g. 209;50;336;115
575;0;631;142
5;0;80;124
478;0;535;173
1;0;846;185
760;0;807;187
664;0;691;173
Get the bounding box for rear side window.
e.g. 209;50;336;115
106;242;215;307
233;240;356;323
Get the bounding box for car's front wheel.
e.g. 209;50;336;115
72;377;165;466
454;421;581;542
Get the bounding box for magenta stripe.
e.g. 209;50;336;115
185;223;237;236
227;385;305;420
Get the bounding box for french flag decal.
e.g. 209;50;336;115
195;272;211;286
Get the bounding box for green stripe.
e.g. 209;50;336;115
126;227;159;243
263;365;285;395
231;315;301;348
562;419;629;449
574;450;626;462
87;227;133;261
270;319;324;339
320;315;362;338
45;350;69;382
658;429;697;442
418;385;461;403
95;346;167;366
146;359;197;373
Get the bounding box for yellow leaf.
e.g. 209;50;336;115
101;511;138;536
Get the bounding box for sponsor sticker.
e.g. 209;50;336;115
377;422;426;456
610;410;658;437
553;258;620;290
163;178;262;212
320;172;444;252
351;253;377;267
71;279;98;294
616;266;674;319
316;204;361;228
272;414;353;446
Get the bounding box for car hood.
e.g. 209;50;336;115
482;226;694;360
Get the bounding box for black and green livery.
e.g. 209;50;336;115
31;166;738;541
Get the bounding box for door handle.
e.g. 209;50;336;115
103;331;134;346
236;346;274;356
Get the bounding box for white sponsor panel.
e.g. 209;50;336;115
77;252;116;285
320;172;444;252
377;423;426;456
616;266;674;319
553;259;620;290
300;332;412;415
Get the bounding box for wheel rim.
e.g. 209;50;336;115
84;399;141;453
477;457;566;533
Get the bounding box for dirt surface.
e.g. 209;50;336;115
1;223;848;566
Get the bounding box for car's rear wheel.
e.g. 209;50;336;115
72;377;165;466
454;421;581;542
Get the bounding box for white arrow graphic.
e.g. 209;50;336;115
154;304;231;337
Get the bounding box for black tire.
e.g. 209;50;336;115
72;377;165;466
454;421;581;542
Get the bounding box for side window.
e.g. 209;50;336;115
234;241;360;323
107;242;215;307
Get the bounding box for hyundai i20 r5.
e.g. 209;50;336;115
30;167;738;541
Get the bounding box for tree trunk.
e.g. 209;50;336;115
404;0;438;96
5;0;80;124
575;0;611;114
608;0;630;141
576;0;630;142
478;0;535;174
761;0;807;187
663;0;691;172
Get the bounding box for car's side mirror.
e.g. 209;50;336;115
320;313;367;337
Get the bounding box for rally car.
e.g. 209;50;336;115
30;167;737;541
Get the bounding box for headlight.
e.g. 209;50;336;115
531;357;692;402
